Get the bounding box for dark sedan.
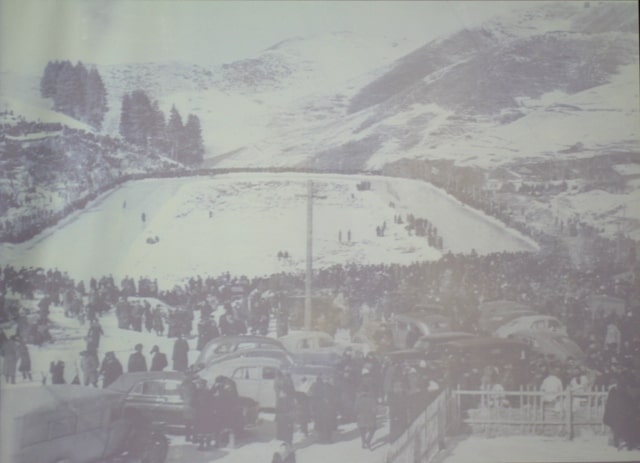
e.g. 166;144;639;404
107;371;259;433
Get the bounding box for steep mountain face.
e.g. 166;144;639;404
323;2;639;170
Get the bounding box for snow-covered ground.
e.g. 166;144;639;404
440;434;640;463
0;172;537;289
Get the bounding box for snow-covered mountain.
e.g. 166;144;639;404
1;2;638;239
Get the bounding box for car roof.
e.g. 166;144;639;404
106;371;186;393
207;335;284;344
505;315;560;324
478;300;532;312
443;337;528;349
395;313;450;323
280;331;333;340
417;331;474;341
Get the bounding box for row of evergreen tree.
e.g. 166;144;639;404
40;61;108;129
119;90;204;165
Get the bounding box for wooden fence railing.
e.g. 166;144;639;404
385;388;460;463
453;386;609;439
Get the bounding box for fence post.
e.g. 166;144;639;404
567;389;574;440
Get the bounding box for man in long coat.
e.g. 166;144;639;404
128;343;147;372
100;351;123;388
17;338;31;381
355;388;377;449
150;345;169;371
172;334;189;372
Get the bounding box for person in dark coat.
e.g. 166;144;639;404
150;345;168;371
2;335;18;384
172;334;189;372
354;388;377;449
310;375;337;443
81;349;100;387
128;343;147;372
213;375;241;443
17;338;31;381
387;376;409;441
86;319;103;352
143;301;153;332
271;441;296;463
603;374;638;449
275;371;295;445
100;351;123;388
180;371;198;442
50;360;66;384
193;379;216;450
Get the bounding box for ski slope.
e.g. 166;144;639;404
0;173;538;289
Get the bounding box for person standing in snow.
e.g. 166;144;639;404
100;351;123;388
50;360;66;384
128;343;147;372
81;349;100;387
1;334;18;384
355;387;377;449
150;345;168;371
17;337;31;381
172;334;189;372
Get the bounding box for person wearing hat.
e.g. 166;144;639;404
100;351;123;388
128;343;147;372
150;345;168;372
81;348;100;387
172;333;189;372
17;337;31;381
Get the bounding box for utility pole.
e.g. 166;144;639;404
305;180;313;330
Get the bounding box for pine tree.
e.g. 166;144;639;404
40;61;63;98
182;114;205;164
166;105;184;161
149;101;166;151
119;93;132;143
52;60;77;116
84;68;108;129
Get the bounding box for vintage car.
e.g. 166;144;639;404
206;347;300;368
412;331;475;352
196;335;287;366
477;308;539;334
426;336;532;384
508;330;586;364
494;315;567;338
197;356;336;410
391;312;452;349
278;331;346;365
107;371;259;433
0;385;167;463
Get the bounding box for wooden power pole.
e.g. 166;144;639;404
305;180;313;330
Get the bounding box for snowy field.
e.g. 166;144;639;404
0;172;537;289
440;434;640;463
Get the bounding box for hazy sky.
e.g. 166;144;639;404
2;1;531;73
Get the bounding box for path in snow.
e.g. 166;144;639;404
0;173;538;289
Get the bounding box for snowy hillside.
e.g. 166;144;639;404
0;173;537;289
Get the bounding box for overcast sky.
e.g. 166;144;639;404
2;1;532;74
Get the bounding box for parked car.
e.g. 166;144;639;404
391;312;452;348
197;356;336;410
196;335;287;366
426;336;532;384
206;347;300;368
494;315;566;338
477;308;539;334
508;331;586;364
107;371;259;433
413;331;475;352
0;385;167;463
278;330;345;365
